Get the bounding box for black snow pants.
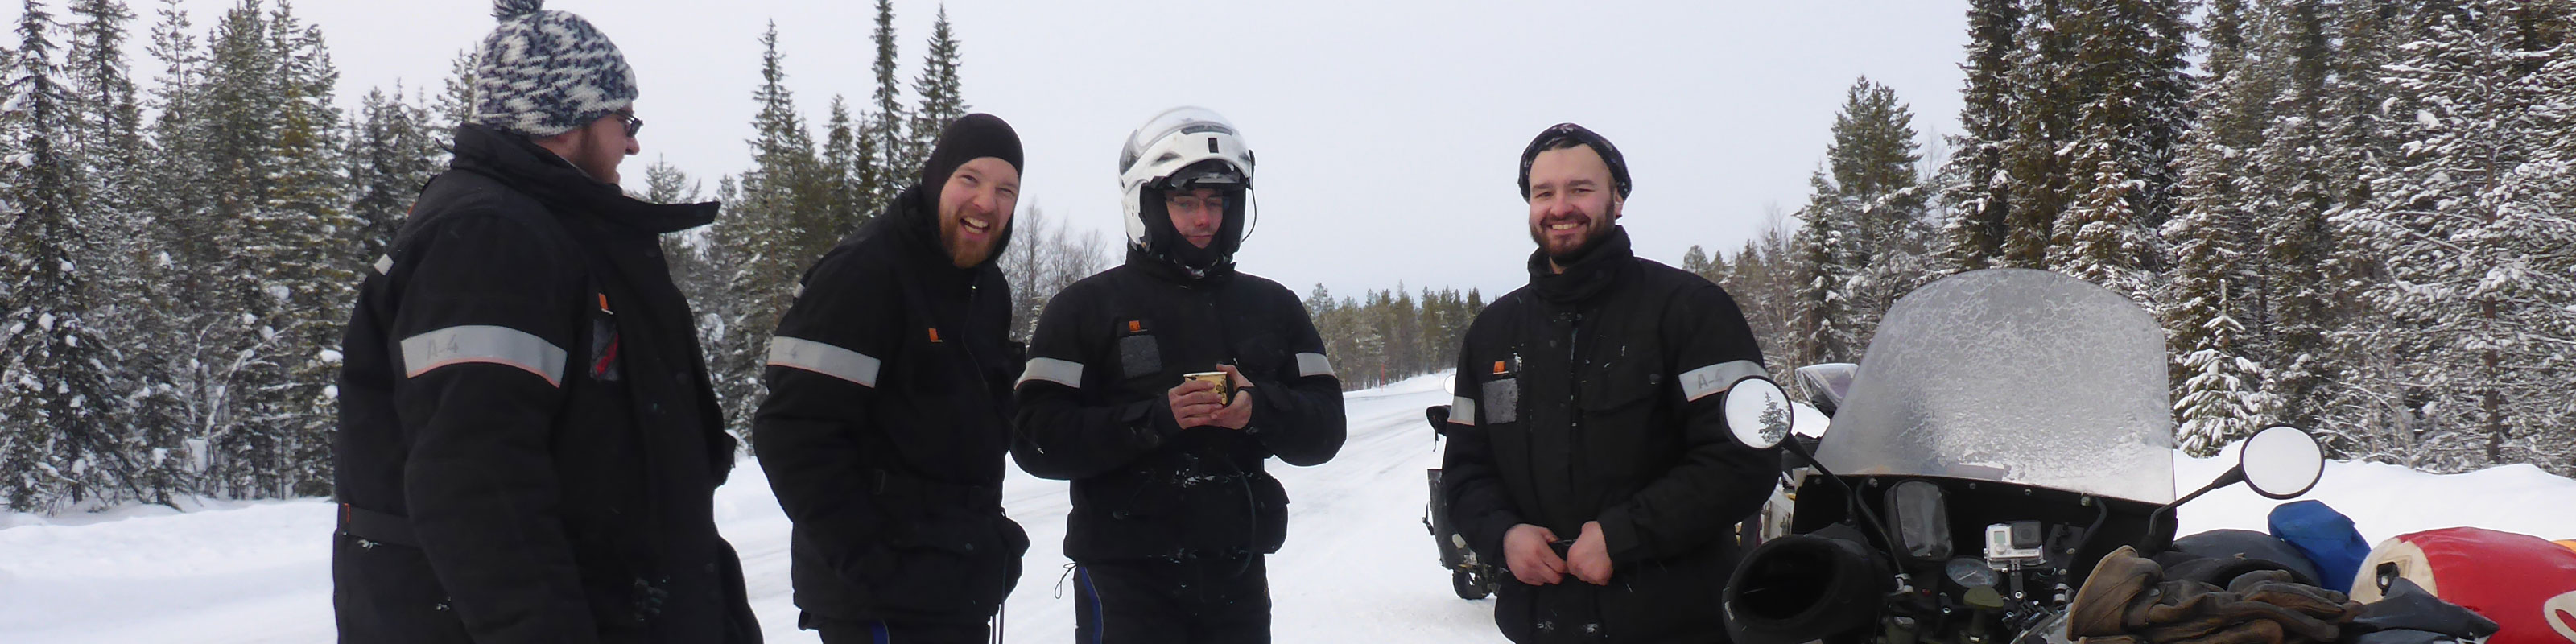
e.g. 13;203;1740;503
1073;555;1269;643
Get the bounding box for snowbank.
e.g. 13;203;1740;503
5;371;2569;642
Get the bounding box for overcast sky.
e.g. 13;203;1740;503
60;0;1973;299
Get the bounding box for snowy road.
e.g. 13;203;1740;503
0;374;1500;643
5;373;2574;642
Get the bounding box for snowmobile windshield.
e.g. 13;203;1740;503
1814;269;2177;504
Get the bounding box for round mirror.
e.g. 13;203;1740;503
2240;426;2324;499
1722;377;1794;449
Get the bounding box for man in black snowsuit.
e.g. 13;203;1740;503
1012;107;1347;643
754;114;1030;644
332;2;758;642
1440;123;1780;643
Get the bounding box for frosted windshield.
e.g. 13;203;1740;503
1815;269;2176;504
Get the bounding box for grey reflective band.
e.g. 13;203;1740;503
401;325;568;386
1680;360;1770;402
791;283;805;299
1018;357;1084;389
1449;396;1476;425
767;336;881;388
1296;353;1334;378
371;254;393;275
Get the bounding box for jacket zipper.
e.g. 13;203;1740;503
1563;312;1583;522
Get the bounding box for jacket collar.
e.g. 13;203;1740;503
1125;245;1236;287
448;124;717;236
1527;225;1634;306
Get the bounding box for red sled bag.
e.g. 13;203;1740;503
2352;526;2576;644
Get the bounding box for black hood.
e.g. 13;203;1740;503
448;124;716;235
1528;225;1634;305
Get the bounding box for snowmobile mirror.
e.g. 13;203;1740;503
1722;377;1795;450
1792;363;1859;418
2240;426;2324;500
2140;427;2326;551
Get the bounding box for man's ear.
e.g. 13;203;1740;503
532;126;587;161
1610;195;1624;221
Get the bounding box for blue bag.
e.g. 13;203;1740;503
2268;499;2373;593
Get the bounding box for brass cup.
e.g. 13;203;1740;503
1183;371;1232;406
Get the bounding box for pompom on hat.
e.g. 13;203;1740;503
473;0;638;138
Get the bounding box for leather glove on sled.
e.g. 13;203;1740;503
2070;546;2363;644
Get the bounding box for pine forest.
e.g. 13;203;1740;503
1;0;2570;514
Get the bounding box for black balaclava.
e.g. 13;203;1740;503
1138;159;1248;275
902;113;1024;269
919;113;1024;207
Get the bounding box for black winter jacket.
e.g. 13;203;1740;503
752;185;1030;625
1011;254;1346;563
332;125;758;643
1439;228;1779;643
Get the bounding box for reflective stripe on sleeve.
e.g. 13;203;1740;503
767;336;881;387
371;254;394;275
400;325;568;387
1295;352;1334;378
1018;357;1084;389
1448;395;1476;425
1679;360;1770;402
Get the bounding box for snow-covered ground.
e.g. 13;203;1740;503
3;373;2571;642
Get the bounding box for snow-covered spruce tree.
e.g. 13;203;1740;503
2163;0;2276;456
2045;0;2185;306
1792;180;1857;366
64;0;145;309
715;23;824;441
819;95;869;229
244;0;353;497
122;0;206;502
2239;0;2343;433
1935;0;2020;274
2315;0;2451;466
864;0;910;207
1729;218;1807;377
1996;0;2077;269
64;0;187;502
0;0;133;511
907;5;965;157
349;85;439;260
2346;0;2562;473
2508;0;2576;472
427;48;474;153
1825;77;1933;350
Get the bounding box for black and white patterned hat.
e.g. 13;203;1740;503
473;0;637;138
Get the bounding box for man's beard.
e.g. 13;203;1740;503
939;207;1001;267
1530;212;1615;262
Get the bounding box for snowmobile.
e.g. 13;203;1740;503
1423;400;1505;600
1710;268;2330;644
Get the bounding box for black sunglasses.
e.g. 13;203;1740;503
616;110;643;137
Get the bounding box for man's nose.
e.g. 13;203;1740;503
972;188;999;214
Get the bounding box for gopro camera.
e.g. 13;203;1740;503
1983;522;2046;569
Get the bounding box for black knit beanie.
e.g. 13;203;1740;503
919;114;1025;205
1517;122;1633;200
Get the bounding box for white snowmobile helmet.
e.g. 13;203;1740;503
1118;107;1255;254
